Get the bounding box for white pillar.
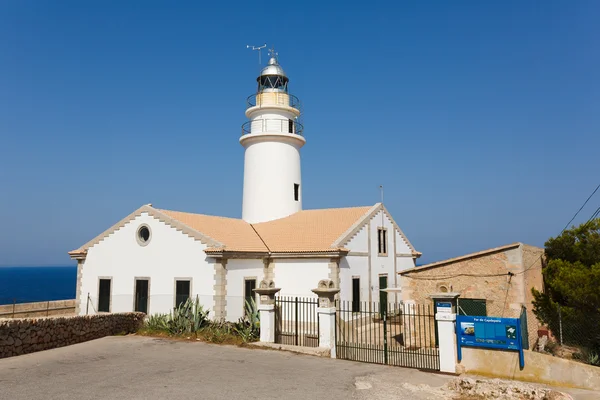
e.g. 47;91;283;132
259;304;275;343
436;312;458;373
317;307;337;358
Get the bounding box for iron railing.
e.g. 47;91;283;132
246;93;301;111
275;296;319;347
336;300;440;371
241;119;304;137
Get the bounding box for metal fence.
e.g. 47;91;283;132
274;296;319;347
534;302;600;366
336;301;440;371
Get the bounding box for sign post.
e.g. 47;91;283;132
456;315;525;369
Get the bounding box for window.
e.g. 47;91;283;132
134;279;149;314
352;278;360;312
377;228;387;255
244;279;257;316
98;278;111;312
175;280;191;309
136;224;151;246
288;119;294;133
294;183;300;201
457;298;487;316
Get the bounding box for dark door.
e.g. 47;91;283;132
135;279;149;313
98;279;111;312
175;280;191;309
379;275;388;317
244;279;257;315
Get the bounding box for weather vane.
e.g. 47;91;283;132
268;45;278;61
246;43;266;65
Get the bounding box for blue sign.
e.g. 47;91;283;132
436;301;452;309
456;315;524;369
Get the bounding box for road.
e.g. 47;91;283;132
0;336;596;400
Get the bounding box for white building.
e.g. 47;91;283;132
69;53;421;321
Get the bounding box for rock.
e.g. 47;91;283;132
14;338;22;347
6;336;14;346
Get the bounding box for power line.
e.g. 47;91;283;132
406;182;600;280
560;183;600;235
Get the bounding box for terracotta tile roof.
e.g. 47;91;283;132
69;203;417;257
252;206;373;252
157;209;268;252
159;205;373;253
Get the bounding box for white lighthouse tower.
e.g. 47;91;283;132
241;49;305;223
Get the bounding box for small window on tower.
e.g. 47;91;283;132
294;183;300;201
288;119;294;133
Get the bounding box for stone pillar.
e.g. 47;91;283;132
312;279;340;358
253;280;280;343
213;259;227;320
431;292;460;374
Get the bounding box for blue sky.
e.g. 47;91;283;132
1;1;599;266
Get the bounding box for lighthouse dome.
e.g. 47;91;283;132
257;57;289;93
260;57;287;78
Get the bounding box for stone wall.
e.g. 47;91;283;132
0;299;76;319
0;313;145;359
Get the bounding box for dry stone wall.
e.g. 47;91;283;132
0;313;145;359
0;299;76;319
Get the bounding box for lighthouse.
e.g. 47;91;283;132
240;50;305;223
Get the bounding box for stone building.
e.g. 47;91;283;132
399;243;544;347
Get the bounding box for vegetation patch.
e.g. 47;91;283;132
532;218;600;367
136;297;260;346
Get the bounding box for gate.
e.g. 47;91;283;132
274;296;319;347
336;301;440;371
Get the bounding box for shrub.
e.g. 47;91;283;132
233;298;260;343
145;313;169;331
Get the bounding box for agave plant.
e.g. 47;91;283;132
167;296;209;335
145;313;169;331
232;297;260;342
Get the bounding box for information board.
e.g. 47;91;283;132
456;315;524;369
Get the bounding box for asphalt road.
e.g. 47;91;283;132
0;335;454;400
0;336;597;400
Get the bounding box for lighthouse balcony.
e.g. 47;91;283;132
246;93;301;115
241;119;304;137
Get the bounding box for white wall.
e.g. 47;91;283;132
79;213;214;316
339;256;369;305
369;210;398;303
345;225;368;253
395;229;413;255
225;259;264;322
273;259;329;298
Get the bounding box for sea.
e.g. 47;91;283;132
0;266;77;305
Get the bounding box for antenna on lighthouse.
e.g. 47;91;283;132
247;43;267;65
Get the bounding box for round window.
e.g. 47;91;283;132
137;225;151;246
